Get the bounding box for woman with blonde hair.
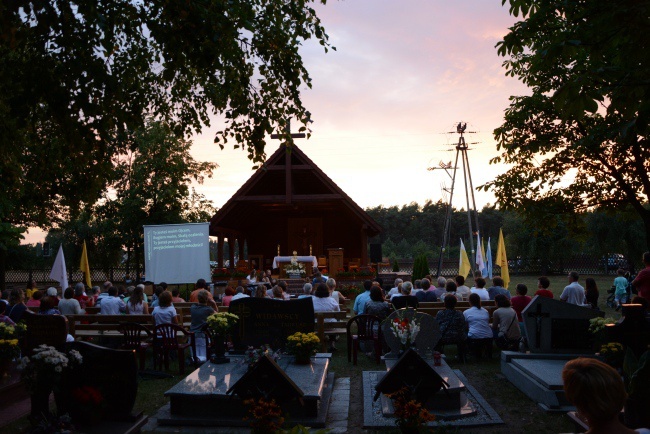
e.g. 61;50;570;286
563;357;650;434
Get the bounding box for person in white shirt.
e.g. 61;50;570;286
470;277;490;301
152;291;177;326
57;287;84;315
312;283;340;352
99;286;126;315
231;286;250;301
464;293;493;359
298;283;313;298
247;269;257;283
386;278;403;298
326;278;346;304
560;271;586;305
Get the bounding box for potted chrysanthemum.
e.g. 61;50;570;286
285;332;320;364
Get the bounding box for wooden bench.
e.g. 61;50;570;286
65;314;155;338
315;311;349;353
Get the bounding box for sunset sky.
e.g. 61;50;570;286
23;0;528;244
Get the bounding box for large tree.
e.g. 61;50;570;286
483;0;650;250
0;0;331;288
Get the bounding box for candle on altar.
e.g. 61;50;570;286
277;244;280;256
309;244;312;255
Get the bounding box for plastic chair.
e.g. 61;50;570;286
153;323;197;375
346;314;382;365
119;322;153;370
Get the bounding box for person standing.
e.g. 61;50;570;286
511;284;532;323
534;276;554;299
560;271;586;305
632;251;650;304
585;278;600;310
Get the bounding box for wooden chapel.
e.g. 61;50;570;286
209;144;382;273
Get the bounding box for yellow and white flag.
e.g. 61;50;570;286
80;241;91;288
459;239;471;279
496;229;510;289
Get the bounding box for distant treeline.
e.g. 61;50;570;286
365;200;648;267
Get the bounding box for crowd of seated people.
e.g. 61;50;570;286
5;255;649;369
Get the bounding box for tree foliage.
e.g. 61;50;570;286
46;121;218;272
0;0;331;244
482;0;650;249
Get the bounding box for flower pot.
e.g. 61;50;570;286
293;355;312;365
210;333;230;364
30;385;52;421
0;359;12;380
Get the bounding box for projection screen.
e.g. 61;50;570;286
144;222;210;284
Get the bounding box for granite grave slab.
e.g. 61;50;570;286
522;295;604;354
500;351;599;411
161;354;334;427
363;369;502;428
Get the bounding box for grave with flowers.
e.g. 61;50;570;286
155;297;336;428
363;308;503;429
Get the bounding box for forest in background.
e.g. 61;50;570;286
365;200;648;268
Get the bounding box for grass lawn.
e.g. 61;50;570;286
4;274;619;433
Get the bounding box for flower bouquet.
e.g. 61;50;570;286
286;332;320;364
206;312;239;336
242;345;280;370
244;397;284;434
19;345;83;419
206;312;239;364
589;317;616;351
387;387;435;432
389;313;421;352
69;385;105;425
598;342;624;368
588;317;615;334
0;323;21;376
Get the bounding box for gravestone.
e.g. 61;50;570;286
227;354;304;402
229;297;314;351
162;354;334;427
22;311;68;356
374;348;448;403
380;308;440;358
522;295;604;354
607;304;650;358
58;341;139;422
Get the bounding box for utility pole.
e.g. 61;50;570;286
428;122;481;276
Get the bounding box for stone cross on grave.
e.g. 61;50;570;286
527;303;550;349
271;118;307;205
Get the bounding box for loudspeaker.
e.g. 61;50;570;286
369;243;382;263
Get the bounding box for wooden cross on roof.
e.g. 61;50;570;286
271;119;306;204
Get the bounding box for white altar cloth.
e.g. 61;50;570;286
272;255;318;269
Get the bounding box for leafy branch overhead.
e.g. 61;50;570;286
483;0;650;249
0;0;332;234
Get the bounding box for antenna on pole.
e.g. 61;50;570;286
428;121;482;276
